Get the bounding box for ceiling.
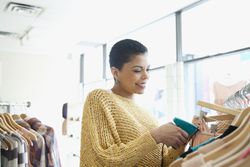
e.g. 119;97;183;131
0;0;198;55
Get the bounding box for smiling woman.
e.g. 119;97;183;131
79;39;189;167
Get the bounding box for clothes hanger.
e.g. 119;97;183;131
0;124;7;134
3;112;18;130
0;117;10;132
231;106;250;127
197;100;241;116
201;110;250;162
229;155;250;167
179;107;250;166
2;113;33;146
170;104;249;167
197;100;241;134
169;102;239;167
210;126;250;166
12;114;30;128
20;113;28;119
208;108;250;166
203;114;235;122
3;113;37;142
0;114;15;132
213;142;250;167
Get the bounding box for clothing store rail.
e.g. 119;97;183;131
0;101;31;113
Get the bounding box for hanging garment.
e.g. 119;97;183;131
224;82;250;110
14;115;46;167
213;80;247;105
23;116;61;167
179;125;238;158
189;117;214;147
0;133;19;167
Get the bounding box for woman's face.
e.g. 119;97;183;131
112;54;150;98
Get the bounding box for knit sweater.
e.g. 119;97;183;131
80;89;183;167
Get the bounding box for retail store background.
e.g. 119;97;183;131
0;0;250;166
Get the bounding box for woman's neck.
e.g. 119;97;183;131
111;86;134;99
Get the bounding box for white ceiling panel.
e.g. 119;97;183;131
0;0;199;54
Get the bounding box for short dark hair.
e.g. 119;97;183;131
109;39;148;70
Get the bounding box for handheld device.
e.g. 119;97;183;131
173;117;198;136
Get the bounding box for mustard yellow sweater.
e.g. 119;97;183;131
80;89;183;167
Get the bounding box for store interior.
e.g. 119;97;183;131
0;0;250;166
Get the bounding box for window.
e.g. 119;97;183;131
83;46;103;83
135;68;168;125
184;49;250;117
182;0;250;58
126;15;176;68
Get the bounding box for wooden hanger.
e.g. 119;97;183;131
229;155;250;167
3;112;18;130
0;114;15;132
170;103;248;167
212;123;250;166
180;111;250;166
197;100;241;116
0;117;12;134
213;142;250;167
3;113;37;142
202;110;250;162
0;126;5;133
2;113;33;146
12;114;30;128
197;100;241;133
231;106;250;127
209;107;250;166
202;114;235;122
177;107;250;166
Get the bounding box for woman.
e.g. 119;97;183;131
80;39;188;167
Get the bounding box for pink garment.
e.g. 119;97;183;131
213;80;246;105
190;117;214;147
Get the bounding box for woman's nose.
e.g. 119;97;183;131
142;70;149;80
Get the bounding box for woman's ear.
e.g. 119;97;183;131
111;67;119;80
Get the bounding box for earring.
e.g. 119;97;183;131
115;78;120;84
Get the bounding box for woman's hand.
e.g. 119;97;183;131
150;123;189;149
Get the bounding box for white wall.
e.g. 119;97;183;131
0;51;82;165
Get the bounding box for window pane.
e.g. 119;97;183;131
106;15;176;77
84;46;103;83
135;68;167;125
182;0;250;58
126;15;176;68
184;49;250;117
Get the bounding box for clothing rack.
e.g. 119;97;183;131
0;101;31;113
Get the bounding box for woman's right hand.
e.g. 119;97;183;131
150;123;189;149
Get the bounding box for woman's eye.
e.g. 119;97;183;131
134;70;141;73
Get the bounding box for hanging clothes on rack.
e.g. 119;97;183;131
224;82;250;110
189;101;239;148
213;80;247;106
0;101;61;167
21;114;61;167
169;102;250;167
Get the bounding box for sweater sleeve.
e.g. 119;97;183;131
83;89;159;166
163;145;185;166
